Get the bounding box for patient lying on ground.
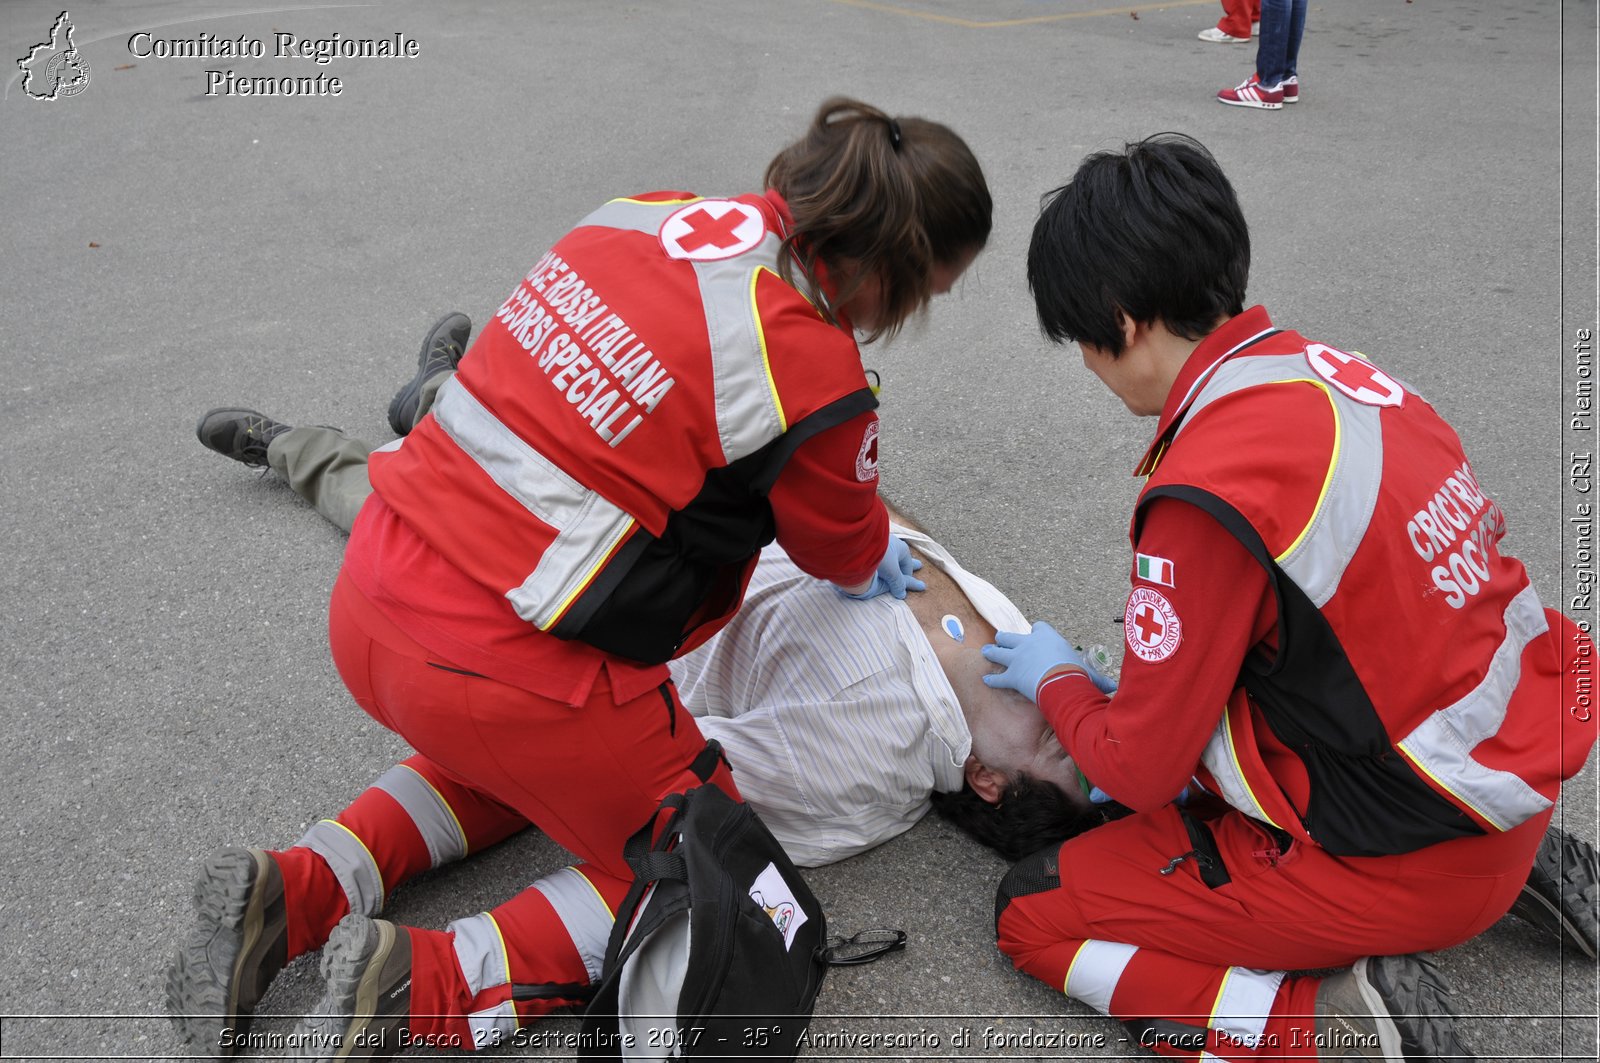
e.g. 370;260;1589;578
675;504;1109;866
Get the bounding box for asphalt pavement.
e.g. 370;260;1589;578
2;1;1596;1060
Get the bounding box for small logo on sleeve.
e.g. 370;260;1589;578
1125;587;1182;663
1135;553;1175;588
855;420;880;482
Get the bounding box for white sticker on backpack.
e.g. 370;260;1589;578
749;862;808;951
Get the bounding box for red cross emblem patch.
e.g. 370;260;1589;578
1305;344;1404;407
855;420;880;482
659;199;766;262
1125;587;1182;663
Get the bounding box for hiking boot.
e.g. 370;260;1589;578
166;847;289;1056
1217;73;1284;110
387;312;471;435
197;409;292;467
1313;953;1473;1060
291;914;413;1060
1509;825;1599;958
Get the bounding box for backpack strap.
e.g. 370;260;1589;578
687;739;728;784
602;782;700;984
629;849;687;884
583;777;711;1059
818;927;908;967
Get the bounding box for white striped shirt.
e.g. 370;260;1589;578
670;524;1031;867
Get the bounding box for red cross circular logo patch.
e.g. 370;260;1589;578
1125;587;1182;663
855;420;880;482
659;199;766;262
1305;344;1404;407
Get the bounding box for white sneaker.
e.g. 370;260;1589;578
1198;26;1249;43
1252;21;1261;36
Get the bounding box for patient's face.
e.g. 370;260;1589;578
968;689;1088;805
893;530;1091;808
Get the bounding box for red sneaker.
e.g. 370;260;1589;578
1280;75;1300;104
1217;73;1283;110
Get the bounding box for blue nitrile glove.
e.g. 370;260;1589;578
838;536;926;601
1088;783;1193;806
981;621;1086;704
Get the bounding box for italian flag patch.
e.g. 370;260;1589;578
1135;553;1174;587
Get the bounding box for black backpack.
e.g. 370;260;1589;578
576;723;928;1063
579;742;908;1056
580;746;844;1060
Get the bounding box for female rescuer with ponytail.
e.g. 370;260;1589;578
166;97;993;1060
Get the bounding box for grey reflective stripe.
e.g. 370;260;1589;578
1177;357;1383;607
448;910;510;996
1183;351;1553;833
1210;967;1284;1048
582;195;794;463
574;196;700;235
428;197;798;628
532;866;615;983
1279;384;1383;608
1063;939;1138;1015
373;764;468;869
1397;584;1554;830
431;376;637;629
1168;326;1280;414
1198;712;1282;830
296;820;385;915
467;1001;518;1048
694;232;790;463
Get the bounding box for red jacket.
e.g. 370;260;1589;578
1042;307;1595;855
366;190;885;667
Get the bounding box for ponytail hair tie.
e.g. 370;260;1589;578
887;118;903;151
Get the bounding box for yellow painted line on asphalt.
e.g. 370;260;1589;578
829;0;1219;29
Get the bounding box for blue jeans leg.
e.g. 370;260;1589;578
1284;0;1307;78
1255;0;1307;86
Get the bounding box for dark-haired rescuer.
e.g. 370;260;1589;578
984;133;1597;1061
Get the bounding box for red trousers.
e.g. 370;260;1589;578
1218;0;1261;38
996;798;1547;1060
272;570;739;1050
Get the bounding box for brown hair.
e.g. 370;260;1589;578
764;97;992;342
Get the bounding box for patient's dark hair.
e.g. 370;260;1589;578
930;774;1121;861
1027;132;1249;356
